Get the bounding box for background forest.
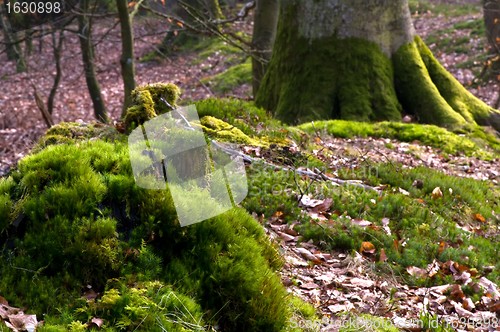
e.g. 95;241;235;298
0;0;499;331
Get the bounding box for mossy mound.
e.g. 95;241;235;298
200;115;256;144
123;83;181;132
0;125;314;330
298;119;500;158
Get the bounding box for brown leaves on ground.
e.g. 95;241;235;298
0;296;39;332
261;179;499;331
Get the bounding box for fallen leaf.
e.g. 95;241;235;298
300;282;319;290
309;198;333;213
432;187;443;199
473;213;486;223
351;218;372;227
295;248;321;264
379;248;387;262
407;266;427;278
438;241;447;255
360;241;376;256
89;317;104;328
398;188;410;196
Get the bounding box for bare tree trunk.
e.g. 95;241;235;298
251;0;278;96
116;0;136;118
48;29;65;115
0;3;26;72
78;0;108;123
256;0;500;132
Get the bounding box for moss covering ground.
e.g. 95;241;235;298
0;94;317;331
201;58;252;94
1;92;499;330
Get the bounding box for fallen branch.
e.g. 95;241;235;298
32;85;54;128
211;141;380;192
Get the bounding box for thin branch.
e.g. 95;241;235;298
210;1;256;24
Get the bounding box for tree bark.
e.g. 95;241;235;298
116;0;136;118
78;0;108;123
483;0;500;52
204;0;223;20
0;4;26;72
256;0;500;132
48;29;65;115
251;0;279;96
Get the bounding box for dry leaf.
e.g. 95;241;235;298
300;282;319;290
295;248;321;263
431;187;443;199
89;317;104;328
351;218;372;227
360;241;376;256
379;248;387;262
438;241;447;255
473;213;486;223
407;266;427;278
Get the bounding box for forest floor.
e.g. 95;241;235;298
0;1;499;331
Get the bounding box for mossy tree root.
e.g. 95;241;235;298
394;36;500;132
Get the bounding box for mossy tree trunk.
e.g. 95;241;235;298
256;0;500;132
116;0;136;118
251;0;279;96
78;0;108;123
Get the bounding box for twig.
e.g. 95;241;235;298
32;84;54;128
210;1;256;25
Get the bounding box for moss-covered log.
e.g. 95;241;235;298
256;0;500;132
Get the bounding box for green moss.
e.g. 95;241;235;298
200;115;255;144
194;98;291;145
0;132;312;330
298;120;498;157
393;40;467;130
256;4;401;124
414;36;500;127
202;58;252;93
123;83;181;132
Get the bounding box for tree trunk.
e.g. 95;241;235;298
0;4;26;72
204;0;223;20
484;0;500;52
48;29;65;115
251;0;279;96
116;0;136;118
78;0;108;123
256;0;500;132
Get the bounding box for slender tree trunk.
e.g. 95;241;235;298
0;4;26;72
256;0;500;132
251;0;279;96
78;0;108;123
116;0;136;118
48;29;65;115
204;0;223;19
